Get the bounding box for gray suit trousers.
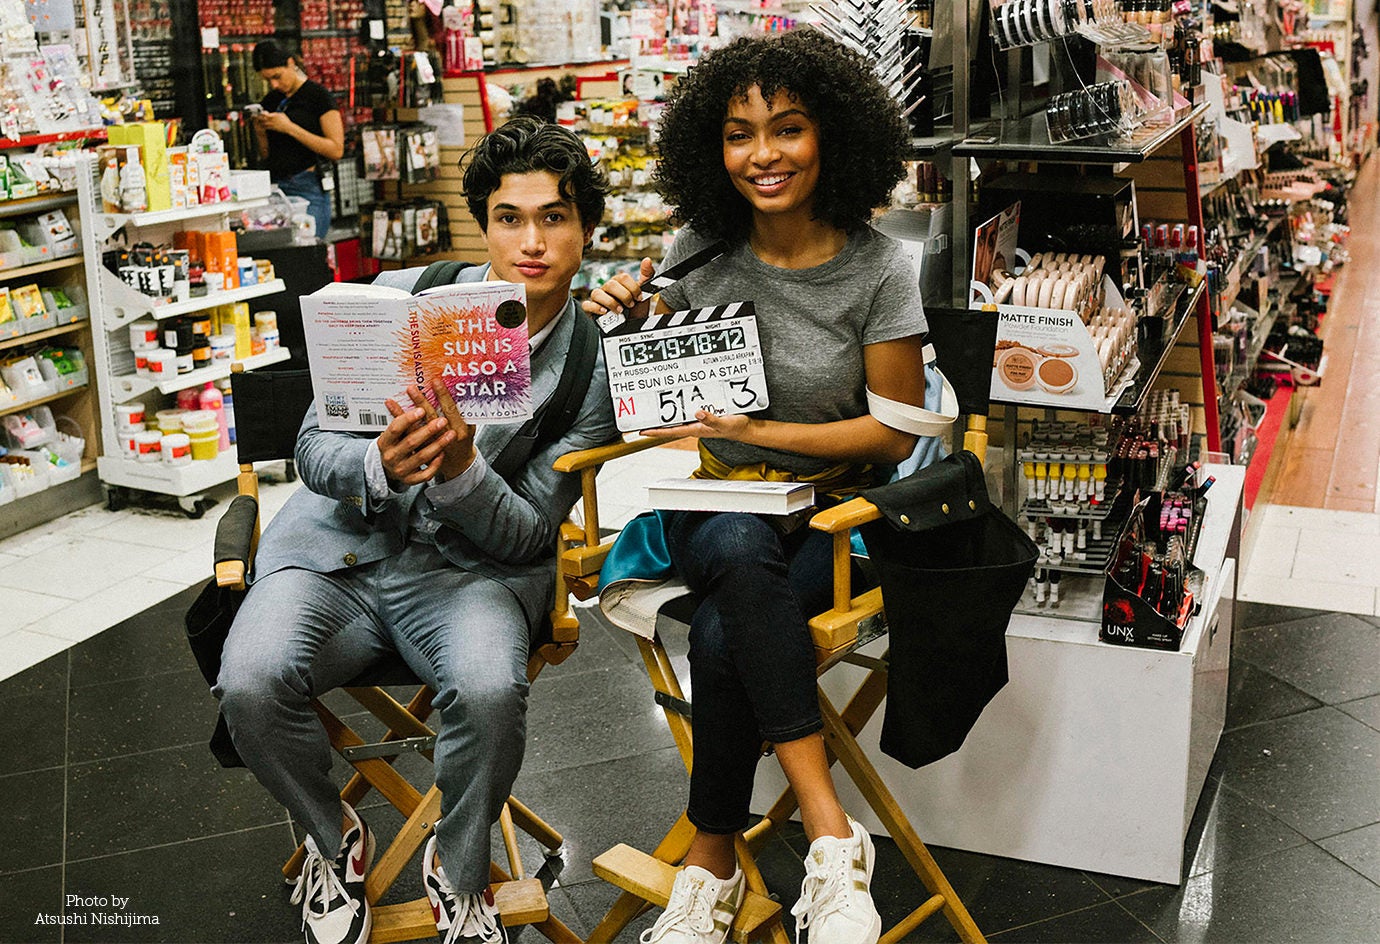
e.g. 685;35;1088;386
215;541;531;893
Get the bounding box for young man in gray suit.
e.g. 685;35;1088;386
216;117;620;944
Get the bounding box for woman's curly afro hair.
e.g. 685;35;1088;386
654;29;909;242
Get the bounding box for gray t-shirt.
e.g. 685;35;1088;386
659;226;926;475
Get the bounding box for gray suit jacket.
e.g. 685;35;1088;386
252;268;620;627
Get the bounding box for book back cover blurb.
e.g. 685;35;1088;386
407;285;531;422
302;281;531;431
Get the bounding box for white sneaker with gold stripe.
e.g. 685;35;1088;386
790;818;881;944
640;865;745;944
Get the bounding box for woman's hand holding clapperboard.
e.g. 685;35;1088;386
585;257;659;320
379;380;477;486
582;242;756;441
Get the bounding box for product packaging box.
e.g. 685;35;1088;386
167;147;194;209
227;303;252;359
191;150;232;205
173;229;207;265
95;146;128;213
11;283;54;334
17;210;78;256
230;170;271;201
1;156;37;200
1100;491;1206;651
109;122;171;212
206;231;240;288
0;286;19;340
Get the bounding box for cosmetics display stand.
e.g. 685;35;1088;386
76;156;289;516
754;464;1243;884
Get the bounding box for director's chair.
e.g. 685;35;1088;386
551;310;999;943
212;363;585;943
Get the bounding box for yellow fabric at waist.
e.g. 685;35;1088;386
691;441;872;500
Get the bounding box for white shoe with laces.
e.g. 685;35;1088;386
640;865;745;944
288;804;374;944
790;818;882;944
421;835;508;944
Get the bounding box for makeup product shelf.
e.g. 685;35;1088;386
0;382;90;419
96;447;241;498
0;320;86;354
107;346;290;402
0;192;79;220
1217;271;1300;405
1019;476;1125;522
0;255;86;282
907;129;967;157
96;268;287;329
954;103;1210;164
1110;277;1206;415
92;196;271;241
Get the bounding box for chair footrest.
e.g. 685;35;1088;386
592;844;780;943
493;877;551;926
370;879;549;941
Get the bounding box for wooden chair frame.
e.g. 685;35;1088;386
216;377;591;944
551;420;992;944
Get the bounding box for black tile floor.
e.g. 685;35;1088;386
1;594;1378;943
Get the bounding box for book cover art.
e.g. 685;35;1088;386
301;280;531;431
400;290;532;421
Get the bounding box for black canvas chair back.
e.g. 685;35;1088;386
230;366;316;465
923;306;1000;416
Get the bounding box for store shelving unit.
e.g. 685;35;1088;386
0;190;102;538
75;156;287;513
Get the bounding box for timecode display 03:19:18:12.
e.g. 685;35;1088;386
617;326;747;367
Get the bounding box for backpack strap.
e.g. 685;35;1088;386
411;259;474;293
489;310;599;480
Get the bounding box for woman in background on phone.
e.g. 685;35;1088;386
251;39;344;240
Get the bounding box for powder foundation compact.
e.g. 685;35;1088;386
997;347;1039;390
1036;355;1079;394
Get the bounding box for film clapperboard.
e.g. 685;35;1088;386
598;243;769;432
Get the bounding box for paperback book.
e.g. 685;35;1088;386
301;279;531;431
646;477;815;515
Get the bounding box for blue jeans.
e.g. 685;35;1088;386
275;168;331;239
665;511;833;834
214;542;531;893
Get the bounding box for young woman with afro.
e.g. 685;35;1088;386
585;28;928;944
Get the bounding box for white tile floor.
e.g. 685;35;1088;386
0;446;700;683
1238;504;1380;618
3;451;1374;683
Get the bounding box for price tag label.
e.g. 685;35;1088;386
603;302;768;432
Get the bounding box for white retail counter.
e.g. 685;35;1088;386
753;464;1244;884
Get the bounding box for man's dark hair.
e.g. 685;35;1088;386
251;39;296;72
654;29;909;242
460;116;608;231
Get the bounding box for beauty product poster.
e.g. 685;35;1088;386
972;200;1021;291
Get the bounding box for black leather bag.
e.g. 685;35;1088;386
860;451;1039;768
183;493;259;769
184;577;246;768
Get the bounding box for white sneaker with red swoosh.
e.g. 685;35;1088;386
289;803;374;944
422;835;508;944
